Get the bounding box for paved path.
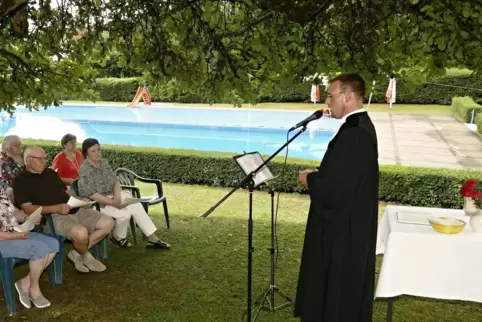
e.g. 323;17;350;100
370;113;482;170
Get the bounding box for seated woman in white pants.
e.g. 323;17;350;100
77;138;171;249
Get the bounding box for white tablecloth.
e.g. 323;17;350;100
375;205;482;303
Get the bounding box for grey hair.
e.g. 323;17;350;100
23;146;36;164
1;135;21;153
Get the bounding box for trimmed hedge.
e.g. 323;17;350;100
70;74;482;106
476;113;482;135
16;139;482;209
94;78;141;102
451;97;482;123
367;75;482;105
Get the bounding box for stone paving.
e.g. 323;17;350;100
369;113;482;170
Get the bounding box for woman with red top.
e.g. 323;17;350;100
52;134;83;187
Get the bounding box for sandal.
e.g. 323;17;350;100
146;240;171;249
110;236;132;248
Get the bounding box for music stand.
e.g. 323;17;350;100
233;153;294;320
201;126;309;322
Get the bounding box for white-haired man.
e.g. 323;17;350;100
13;146;114;273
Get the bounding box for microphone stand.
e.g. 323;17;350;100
201;125;309;322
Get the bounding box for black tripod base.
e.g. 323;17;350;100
251;284;294;320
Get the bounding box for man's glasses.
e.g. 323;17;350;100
326;91;352;99
29;156;47;161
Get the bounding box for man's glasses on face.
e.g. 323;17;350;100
326;91;352;99
29;156;47;161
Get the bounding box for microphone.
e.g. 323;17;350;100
288;110;324;132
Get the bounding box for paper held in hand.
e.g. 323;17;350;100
123;197;152;206
67;196;95;208
14;207;42;232
233;152;275;187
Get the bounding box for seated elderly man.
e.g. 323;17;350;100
13;147;114;273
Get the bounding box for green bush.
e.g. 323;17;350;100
258;82;313;103
451;97;482;122
15;139;482;209
94;78;141;102
367;75;482;105
476;113;482;135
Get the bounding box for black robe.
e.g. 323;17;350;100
294;111;379;322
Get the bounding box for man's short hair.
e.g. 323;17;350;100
23;146;37;164
329;73;366;99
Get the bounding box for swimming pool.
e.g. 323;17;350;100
0;105;341;161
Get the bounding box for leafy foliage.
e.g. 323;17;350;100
90;52;143;78
18;138;482;209
75;75;482;106
451;97;482;123
476;112;482;135
0;0;101;113
1;0;482;111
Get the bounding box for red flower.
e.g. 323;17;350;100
460;179;482;198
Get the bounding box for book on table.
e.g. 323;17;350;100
397;211;434;226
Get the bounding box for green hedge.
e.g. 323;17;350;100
451;97;482;123
70;74;482;106
16;139;482;209
367;75;482;105
94;78;141;102
476;113;482;135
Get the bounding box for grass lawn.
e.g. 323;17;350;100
63;100;452;115
2;183;481;321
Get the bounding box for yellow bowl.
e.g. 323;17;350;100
428;217;466;234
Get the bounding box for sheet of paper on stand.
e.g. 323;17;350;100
14;207;42;232
67;196;95;208
234;153;274;187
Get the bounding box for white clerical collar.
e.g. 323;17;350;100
341;108;366;123
330;108;366;141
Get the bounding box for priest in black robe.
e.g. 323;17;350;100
294;73;379;322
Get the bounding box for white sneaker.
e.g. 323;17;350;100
68;250;89;273
81;251;107;272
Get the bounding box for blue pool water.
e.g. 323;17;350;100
0;105;341;161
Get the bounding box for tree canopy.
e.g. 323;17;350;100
1;0;481;112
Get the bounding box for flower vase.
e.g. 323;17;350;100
463;196;478;216
469;210;482;233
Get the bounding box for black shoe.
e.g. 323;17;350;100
146;240;171;249
110;236;132;248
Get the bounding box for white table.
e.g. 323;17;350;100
376;205;482;321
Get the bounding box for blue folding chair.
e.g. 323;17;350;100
0;248;55;316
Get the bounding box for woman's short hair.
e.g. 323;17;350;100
82;138;100;158
60;133;77;148
1;135;21;153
